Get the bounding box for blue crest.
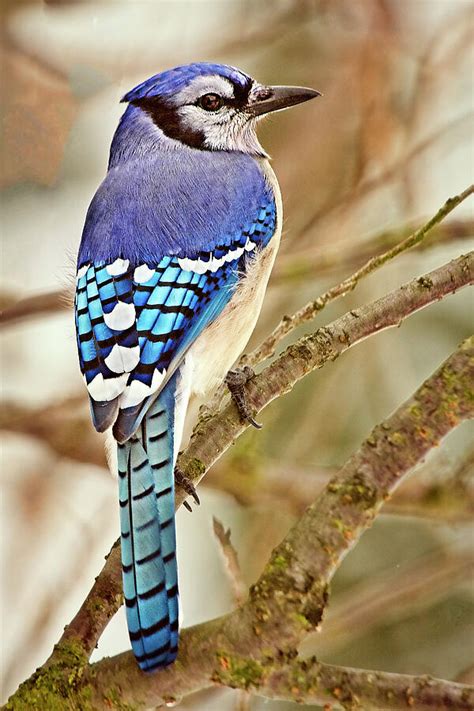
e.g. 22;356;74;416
121;62;252;103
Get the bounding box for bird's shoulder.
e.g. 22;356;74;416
79;151;276;266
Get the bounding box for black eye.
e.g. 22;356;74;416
198;93;224;111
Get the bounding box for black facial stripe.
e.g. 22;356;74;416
194;77;252;110
130;76;253;150
132;96;205;149
226;77;253;108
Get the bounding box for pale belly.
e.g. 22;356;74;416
188;234;280;397
187;159;282;398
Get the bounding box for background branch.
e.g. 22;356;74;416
206;447;474;523
213;517;247;607
273;216;474;284
315;550;474;657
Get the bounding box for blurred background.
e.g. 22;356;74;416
1;0;473;708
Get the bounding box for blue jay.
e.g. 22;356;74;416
75;62;319;672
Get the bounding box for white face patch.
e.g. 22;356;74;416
171;75;235;105
176;104;265;154
138;72;267;155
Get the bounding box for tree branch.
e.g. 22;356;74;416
0;289;70;328
242;184;473;366
318;550;474;657
236;659;474;710
206;447;474;523
180;251;472;487
7;333;474;709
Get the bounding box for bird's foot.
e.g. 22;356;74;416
174;467;200;512
225;366;262;429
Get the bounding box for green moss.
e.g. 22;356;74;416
102;687;138;711
272;554;287;570
388;431;406;447
55;638;89;667
328;473;378;508
5;638;140;710
185;457;206;479
85;595;108;615
409;403;423;419
292;612;313;631
5;639;92;711
214;652;264;690
253;548;293;598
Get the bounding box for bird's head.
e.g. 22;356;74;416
121;62;320;156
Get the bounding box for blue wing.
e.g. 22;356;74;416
75;199;276;440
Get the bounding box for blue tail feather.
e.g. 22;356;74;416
118;375;180;671
143;390;179;664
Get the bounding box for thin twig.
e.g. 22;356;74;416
273;216;474;284
213;517;247;606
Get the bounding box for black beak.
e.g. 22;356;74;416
246;84;321;117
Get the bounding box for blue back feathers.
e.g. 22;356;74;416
79;149;273;267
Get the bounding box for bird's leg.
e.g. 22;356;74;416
174;466;200;512
225;366;262;429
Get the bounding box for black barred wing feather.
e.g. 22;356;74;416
75;200;277;438
75;259;138;431
75;256;239;437
113;255;240;442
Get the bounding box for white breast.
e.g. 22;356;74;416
188;159;282;397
